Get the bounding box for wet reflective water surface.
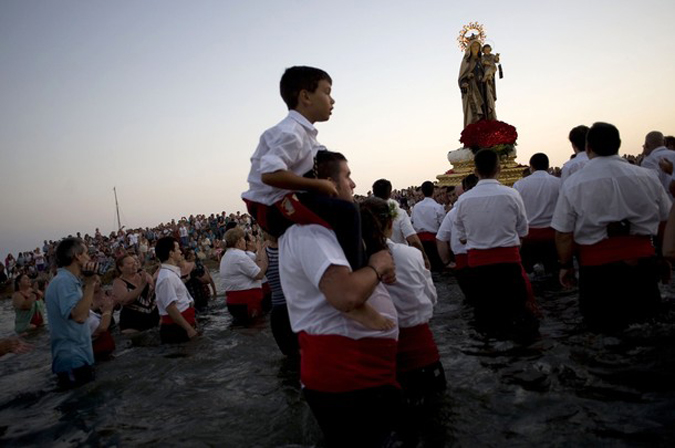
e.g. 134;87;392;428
1;270;674;447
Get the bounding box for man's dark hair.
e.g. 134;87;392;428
280;66;332;110
372;179;392;199
529;153;549;171
461;174;479;191
421;181;435;197
587;122;621;156
569;125;589;153
156;236;177;263
316;150;347;180
474;149;499;177
55;237;86;268
665;136;675;149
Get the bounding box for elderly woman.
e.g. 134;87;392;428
12;273;46;334
181;248;216;312
112;254;159;333
219;227;268;325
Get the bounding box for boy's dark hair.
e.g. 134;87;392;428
421;181;435;197
529;153;550;171
316;150;347;180
156;236;177;263
372;179;393;200
280;66;332;110
474;149;499;177
55;237;86;268
568;125;590;153
665;136;675;148
461;174;479;191
587;122;621;156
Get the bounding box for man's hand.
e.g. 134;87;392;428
659;158;673;175
368;250;396;284
313;179;339;197
559;267;576;288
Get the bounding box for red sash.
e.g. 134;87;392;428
298;332;399;393
30;311;44;327
417;232;436;242
578;236;654;267
454;253;468;270
262;282;271;297
160;306;196;325
524;227;555;242
92;330;116;355
468;246;521;267
226;288;263;317
243;196;332;232
397;323;440;373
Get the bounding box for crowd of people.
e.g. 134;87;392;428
3;63;675;447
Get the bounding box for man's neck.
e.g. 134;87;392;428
64;264;81;278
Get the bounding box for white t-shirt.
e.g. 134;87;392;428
219;248;262;292
411;197;446;233
385;240;436;328
552;155;671;245
436;206;467;255
512;170;561;228
155;264;194;316
279;224;398;340
454;179;528;250
241;110;324;206
560;151;588;184
642;146;675;201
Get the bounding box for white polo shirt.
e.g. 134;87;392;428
219;248;262;292
388;199;416;244
436;206;467;255
552;155;671;244
641;146;675;201
155;264;194;316
454;179;528;250
241;111;323;205
411;197;446;233
513;170;561;228
384;240;436;328
279;224;398;340
560;151;588;184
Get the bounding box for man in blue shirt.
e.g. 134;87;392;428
45;237;98;388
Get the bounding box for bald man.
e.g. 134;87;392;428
641;131;675;201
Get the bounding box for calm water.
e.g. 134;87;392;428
1;270;674;447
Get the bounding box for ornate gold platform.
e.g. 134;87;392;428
436;154;525;187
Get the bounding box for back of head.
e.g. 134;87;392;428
316;150;347;180
568;125;589;153
55;237;85;268
359;197;392;257
372;179;392;200
587;122;621;156
645;131;665;149
474;149;499;177
461;173;479;191
421;181;435;197
280;66;332;110
155;236;177;263
224;227;245;249
529;153;549;171
665;136;675;149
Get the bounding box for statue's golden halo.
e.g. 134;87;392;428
457;22;486;51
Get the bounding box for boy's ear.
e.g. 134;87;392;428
299;89;311;105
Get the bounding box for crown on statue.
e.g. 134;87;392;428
457;22;486;51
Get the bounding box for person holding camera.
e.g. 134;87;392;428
45;237;98;389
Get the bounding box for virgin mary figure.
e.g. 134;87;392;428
458;39;497;128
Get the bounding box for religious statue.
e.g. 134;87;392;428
458;37;498;128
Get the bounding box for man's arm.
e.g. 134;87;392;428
406;234;431;269
261;171;337;196
555;231;575;287
436;239;452;267
71;277;96;324
318;250;394;312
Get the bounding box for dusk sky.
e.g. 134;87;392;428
2;0;674;259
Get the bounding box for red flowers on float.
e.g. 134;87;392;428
459;120;518;156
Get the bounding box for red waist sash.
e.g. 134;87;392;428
30;310;44;327
454;253;468;270
578;235;654;267
417;232;436;242
92;330;116;355
244;195;331;233
226;288;263;305
298;332;399;393
160;306;196;325
397;323;440;373
468;246;521;267
524;227;555;242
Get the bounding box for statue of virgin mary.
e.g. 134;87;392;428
458;38;497;128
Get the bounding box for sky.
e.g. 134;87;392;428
1;0;675;259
